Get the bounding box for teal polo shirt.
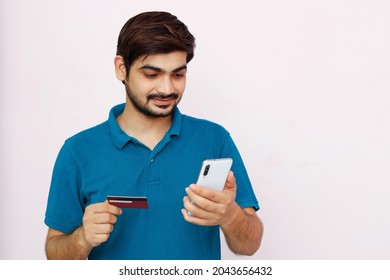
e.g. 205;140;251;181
45;103;259;260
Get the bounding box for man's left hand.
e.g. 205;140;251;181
182;171;238;226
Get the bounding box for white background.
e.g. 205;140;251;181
1;0;389;260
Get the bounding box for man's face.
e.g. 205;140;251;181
125;51;187;118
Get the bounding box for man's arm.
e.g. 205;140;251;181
220;205;263;256
182;172;263;255
45;201;122;259
46;227;92;260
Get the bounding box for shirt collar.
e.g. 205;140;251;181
108;103;182;150
168;107;182;137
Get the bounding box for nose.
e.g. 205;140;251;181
157;76;175;94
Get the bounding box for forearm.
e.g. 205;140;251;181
221;204;263;256
45;227;92;260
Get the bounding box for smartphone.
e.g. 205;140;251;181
196;158;233;191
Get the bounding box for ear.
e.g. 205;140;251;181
114;55;127;82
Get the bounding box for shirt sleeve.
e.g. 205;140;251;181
220;134;260;211
44;142;84;233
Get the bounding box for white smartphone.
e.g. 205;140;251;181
196;158;233;190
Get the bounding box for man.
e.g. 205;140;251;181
44;11;263;260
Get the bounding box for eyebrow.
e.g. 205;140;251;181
139;64;187;73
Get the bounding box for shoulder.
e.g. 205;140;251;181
63;121;109;152
181;114;230;136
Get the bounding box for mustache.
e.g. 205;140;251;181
147;93;179;100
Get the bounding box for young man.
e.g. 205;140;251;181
44;11;263;260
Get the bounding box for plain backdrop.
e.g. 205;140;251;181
1;0;390;260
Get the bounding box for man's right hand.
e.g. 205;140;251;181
45;200;122;259
81;200;122;248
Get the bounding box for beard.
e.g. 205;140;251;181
125;82;181;118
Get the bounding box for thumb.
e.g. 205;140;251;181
224;171;237;191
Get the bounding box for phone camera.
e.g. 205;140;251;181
203;164;210;176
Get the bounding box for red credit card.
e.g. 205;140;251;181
107;195;148;209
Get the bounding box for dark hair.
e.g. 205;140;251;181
116;11;195;75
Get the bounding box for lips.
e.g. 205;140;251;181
148;93;178;107
152;97;175;106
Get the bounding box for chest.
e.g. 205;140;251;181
78;138;217;210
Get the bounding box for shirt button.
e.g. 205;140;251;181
150;158;154;163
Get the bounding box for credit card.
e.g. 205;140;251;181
107;195;148;209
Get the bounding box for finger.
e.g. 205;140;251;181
181;208;217;226
85;202;106;214
83;222;115;245
183;196;203;216
183;195;220;221
105;200;123;215
187;185;224;204
85;201;122;216
185;187;219;213
92;212;118;225
92;223;115;234
223;171;237;191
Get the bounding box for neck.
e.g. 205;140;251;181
116;101;173;150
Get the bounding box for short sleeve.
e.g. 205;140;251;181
220;134;260;211
44;142;84;233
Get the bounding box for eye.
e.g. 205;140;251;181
173;72;186;78
144;73;158;79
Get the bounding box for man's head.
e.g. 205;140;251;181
114;12;195;118
116;11;195;78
